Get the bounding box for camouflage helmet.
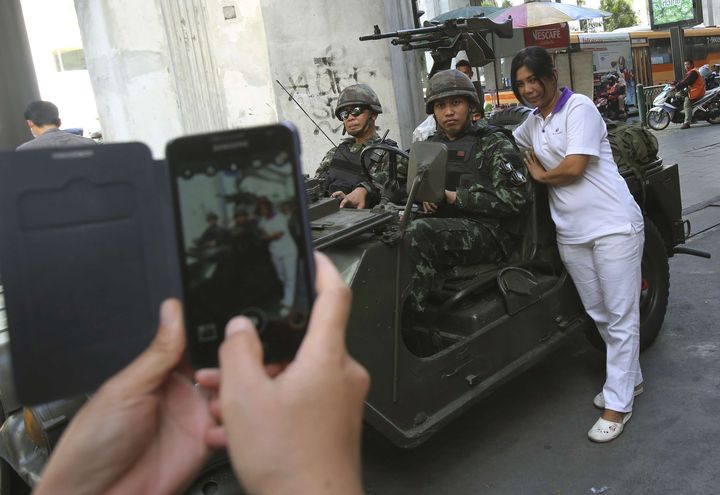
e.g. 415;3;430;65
334;84;383;120
425;69;480;114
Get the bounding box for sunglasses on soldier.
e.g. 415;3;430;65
338;106;367;120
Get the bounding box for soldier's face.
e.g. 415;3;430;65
341;107;373;137
433;96;471;139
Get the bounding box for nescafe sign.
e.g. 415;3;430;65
523;23;570;50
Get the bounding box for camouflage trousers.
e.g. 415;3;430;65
404;217;503;313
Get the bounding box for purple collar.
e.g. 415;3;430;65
533;86;574;115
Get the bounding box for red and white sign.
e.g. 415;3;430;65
523;23;570;50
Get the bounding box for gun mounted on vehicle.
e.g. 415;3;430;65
360;16;514;76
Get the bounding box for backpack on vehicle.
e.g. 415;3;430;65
604;120;660;180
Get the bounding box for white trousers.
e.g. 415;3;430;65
558;230;644;413
271;253;297;308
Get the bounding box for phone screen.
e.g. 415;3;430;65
168;124;314;368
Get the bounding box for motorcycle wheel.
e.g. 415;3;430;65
706;101;720;124
584;219;669;352
647;109;670;130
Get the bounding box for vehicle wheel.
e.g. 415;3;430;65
584;219;669;352
0;405;30;495
0;460;29;495
706;101;720;124
647;109;670;130
487;106;532;127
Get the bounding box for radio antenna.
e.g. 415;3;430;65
276;80;337;148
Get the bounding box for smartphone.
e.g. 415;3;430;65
167;123;315;368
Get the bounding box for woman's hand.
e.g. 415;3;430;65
524;150;588;187
34;300;215;495
523;150;548;183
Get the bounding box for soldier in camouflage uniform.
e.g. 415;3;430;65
405;70;529;313
315;84;407;208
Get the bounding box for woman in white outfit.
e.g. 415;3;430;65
256;197;298;316
510;47;645;442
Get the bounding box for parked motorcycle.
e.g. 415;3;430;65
706;75;720;90
647;84;720;130
699;64;720;90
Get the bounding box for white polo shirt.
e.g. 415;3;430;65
513;88;643;244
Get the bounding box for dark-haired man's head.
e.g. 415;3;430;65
455;60;473;78
511;46;559;114
684;59;694;71
24;101;61;137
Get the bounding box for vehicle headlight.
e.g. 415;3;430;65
22;396;89;451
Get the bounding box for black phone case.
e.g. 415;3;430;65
0;143;181;405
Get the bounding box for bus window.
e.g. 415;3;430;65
685;38;708;61
650;38;671;64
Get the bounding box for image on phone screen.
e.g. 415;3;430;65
170;133;313;367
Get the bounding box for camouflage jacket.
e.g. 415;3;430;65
428;121;530;254
315;133;408;207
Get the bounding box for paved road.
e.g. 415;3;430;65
361;123;720;494
650;121;720;210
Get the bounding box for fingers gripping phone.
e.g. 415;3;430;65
167;123;315;368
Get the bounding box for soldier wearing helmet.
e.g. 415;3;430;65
404;69;529;314
314;84;407;209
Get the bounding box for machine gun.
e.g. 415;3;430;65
360;16;514;77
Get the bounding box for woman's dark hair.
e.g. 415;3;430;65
255;196;274;217
510;46;558;105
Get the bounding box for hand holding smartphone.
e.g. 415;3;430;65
167;123;315;368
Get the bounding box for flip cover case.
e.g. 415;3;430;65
0;143;181;405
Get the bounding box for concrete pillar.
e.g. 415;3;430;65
74;0;187;155
74;0;421;170
385;0;426;144
0;0;40;150
75;0;278;157
191;0;277;129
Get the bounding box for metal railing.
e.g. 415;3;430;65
642;84;668;107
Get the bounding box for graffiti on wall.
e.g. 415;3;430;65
281;45;378;137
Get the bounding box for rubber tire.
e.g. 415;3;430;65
647;109;670;130
0;401;31;495
487;106;532;127
584;219;670;352
706;100;720;125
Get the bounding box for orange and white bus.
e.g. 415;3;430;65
570;27;720;86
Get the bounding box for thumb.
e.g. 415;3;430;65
339;197;349;208
102;299;186;396
219;317;270;393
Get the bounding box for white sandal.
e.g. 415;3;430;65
593;383;644;409
587;412;632;443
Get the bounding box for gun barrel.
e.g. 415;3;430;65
360;24;444;42
359;32;398;41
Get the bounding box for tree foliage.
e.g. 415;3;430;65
600;0;639;32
